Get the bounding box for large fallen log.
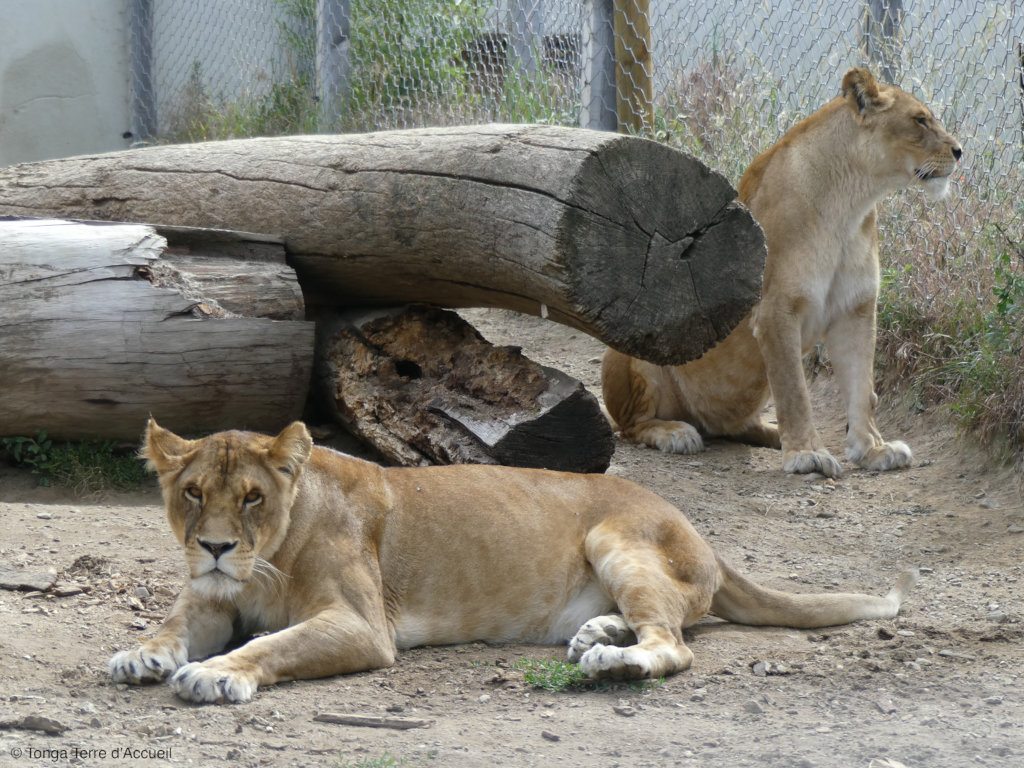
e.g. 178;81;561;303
0;218;313;441
316;305;614;473
0;125;765;365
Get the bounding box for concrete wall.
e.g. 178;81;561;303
0;0;132;167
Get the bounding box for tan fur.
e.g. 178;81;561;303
603;68;962;477
110;419;917;703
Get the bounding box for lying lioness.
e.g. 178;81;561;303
110;420;917;703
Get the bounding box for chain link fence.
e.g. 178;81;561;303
129;0;1023;299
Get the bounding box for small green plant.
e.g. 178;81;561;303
2;434;147;492
514;657;588;692
334;752;433;768
1;431;55;478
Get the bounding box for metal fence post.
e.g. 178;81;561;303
128;0;157;143
861;0;904;84
581;0;617;131
317;0;351;129
509;0;542;78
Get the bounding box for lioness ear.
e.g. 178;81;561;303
842;67;882;114
267;421;313;476
142;418;196;475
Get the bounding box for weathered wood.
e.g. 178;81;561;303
312;712;433;730
316;305;614;473
0;218;313;441
0;125;766;366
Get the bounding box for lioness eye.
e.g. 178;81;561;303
184;486;203;503
915;115;928;127
243;490;263;506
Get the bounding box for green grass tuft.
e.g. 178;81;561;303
1;432;148;493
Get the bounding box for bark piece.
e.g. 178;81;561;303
316;305;614;473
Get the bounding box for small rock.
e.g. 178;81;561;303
134;585;151;599
743;699;764;715
877;627;895;640
876;697;897;714
690;688;707;702
36;511;53;520
53;582;85;597
541;730;561;742
19;715;69;734
983;696;1004;706
612;704;637;717
477;694;491;704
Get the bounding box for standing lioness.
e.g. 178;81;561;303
110;419;916;703
603;68;962;477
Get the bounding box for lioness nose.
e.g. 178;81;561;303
199;539;238;559
952;145;962;161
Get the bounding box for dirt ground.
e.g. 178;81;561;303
1;308;1022;768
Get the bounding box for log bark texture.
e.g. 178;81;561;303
316;305;614;473
0;218;313;441
0;124;765;365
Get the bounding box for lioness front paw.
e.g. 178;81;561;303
782;449;843;478
109;642;186;685
567;615;636;663
169;659;258;704
847;440;912;472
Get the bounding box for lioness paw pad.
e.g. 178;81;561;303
170;661;257;704
567;615;636;663
109;644;186;684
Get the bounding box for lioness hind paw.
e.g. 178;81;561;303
578;645;653;680
567;615;636;663
782;449;843;478
635;423;704;455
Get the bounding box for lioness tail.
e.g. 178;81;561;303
710;554;918;628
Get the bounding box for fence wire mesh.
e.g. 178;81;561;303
133;0;1023;314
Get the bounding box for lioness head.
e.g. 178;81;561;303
841;67;962;200
142;419;313;600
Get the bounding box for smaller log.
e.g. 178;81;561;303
0;218;313;441
316;305;614;473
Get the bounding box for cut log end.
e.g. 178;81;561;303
559;139;765;365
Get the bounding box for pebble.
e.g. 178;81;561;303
36;512;52;520
612;704;637;717
983;696;1003;706
690;688;707;702
743;699;764;715
477;694;490;703
134;585;151;599
751;661;789;676
541;730;561;742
